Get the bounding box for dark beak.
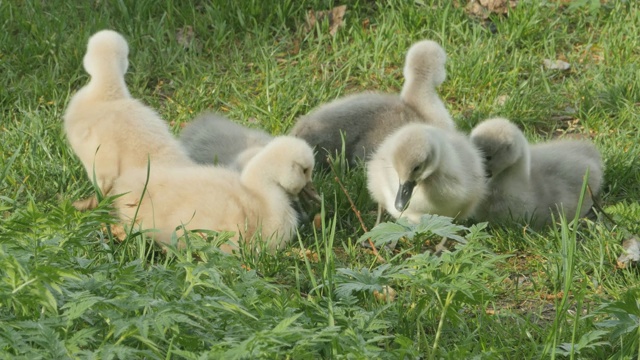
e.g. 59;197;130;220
295;182;322;222
394;181;416;212
300;182;321;203
485;169;493;178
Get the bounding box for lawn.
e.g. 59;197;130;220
1;0;639;358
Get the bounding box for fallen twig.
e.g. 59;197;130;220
328;159;385;263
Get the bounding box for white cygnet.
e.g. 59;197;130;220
289;40;454;167
179;112;272;170
63;30;192;210
470;117;604;228
112;136;316;253
367;123;487;224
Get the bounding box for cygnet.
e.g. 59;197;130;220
289;40;454;167
470;117;604;228
63;30;192;209
179;112;272;169
112;136;316;253
367;123;487;224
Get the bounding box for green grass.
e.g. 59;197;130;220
1;0;640;358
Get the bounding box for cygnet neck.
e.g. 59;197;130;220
495;145;531;186
84;63;130;101
240;156;297;244
401;76;437;102
400;79;448;127
425;135;452;179
241;158;290;202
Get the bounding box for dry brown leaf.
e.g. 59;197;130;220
558;0;611;6
304;249;319;263
169;120;187;129
373;286;397;302
101;224;127;242
466;2;489;18
464;0;517;19
110;224;127;241
541;291;564;301
176;26;195;48
575;43;604;64
286;248;320;263
557;118;582;131
313;213;323;230
73;196;98;211
543;59;571;71
362;18;371;30
305;5;347;36
494;94;509;106
617;237;640;269
552;117;598;139
503;274;530;287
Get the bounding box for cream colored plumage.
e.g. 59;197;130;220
470;117;604;228
112;136;315;253
289;40;454;167
63;30;192;209
231;146;266;171
367;123;487;224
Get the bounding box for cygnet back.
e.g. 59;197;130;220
470;117;604;228
180;112;272;167
290;93;426;167
529;139;603;225
290;39;454;168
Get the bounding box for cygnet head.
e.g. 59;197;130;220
83;30;129;78
470;118;528;178
389;124;442;211
246;136;315;196
403;40;447;88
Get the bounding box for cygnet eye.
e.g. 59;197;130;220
412;165;420;173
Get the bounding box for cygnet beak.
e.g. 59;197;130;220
300;181;321;203
297;182;322;222
395;181;416;212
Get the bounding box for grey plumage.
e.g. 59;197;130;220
289;40;454;167
180;112;272;168
470;117;604;228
